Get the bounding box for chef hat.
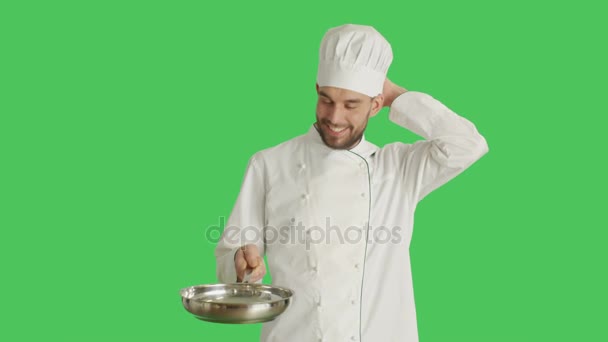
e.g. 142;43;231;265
317;24;393;97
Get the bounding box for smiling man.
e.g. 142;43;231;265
315;86;380;149
215;24;489;342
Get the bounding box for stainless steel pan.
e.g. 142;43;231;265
180;281;294;324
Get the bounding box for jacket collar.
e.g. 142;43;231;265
306;124;379;158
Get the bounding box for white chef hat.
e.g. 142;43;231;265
317;24;393;97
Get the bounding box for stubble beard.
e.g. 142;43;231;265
315;108;371;150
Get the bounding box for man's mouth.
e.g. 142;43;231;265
325;123;348;137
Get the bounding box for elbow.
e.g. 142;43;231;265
464;134;489;166
476;134;489;158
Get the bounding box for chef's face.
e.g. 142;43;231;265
315;85;383;150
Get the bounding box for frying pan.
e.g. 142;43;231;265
180;274;294;324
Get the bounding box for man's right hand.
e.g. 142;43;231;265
235;244;266;283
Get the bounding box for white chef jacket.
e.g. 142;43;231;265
215;91;489;342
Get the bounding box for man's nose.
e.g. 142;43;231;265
325;105;347;123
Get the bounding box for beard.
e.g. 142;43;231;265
315;108;371;150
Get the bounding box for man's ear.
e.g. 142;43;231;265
370;94;384;117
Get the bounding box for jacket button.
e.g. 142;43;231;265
299;163;306;169
354;263;360;270
360;193;366;198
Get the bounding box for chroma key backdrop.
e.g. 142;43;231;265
1;0;606;341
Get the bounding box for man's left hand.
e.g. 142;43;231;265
381;78;408;108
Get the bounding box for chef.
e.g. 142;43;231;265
215;24;489;342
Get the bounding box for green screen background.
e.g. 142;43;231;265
1;0;606;341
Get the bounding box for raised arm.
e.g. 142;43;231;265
382;79;489;202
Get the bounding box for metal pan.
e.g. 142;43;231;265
180;283;294;324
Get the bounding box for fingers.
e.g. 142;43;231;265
235;249;248;281
239;244;260;268
248;256;267;282
235;245;265;282
235;252;266;283
381;78;407;108
244;248;260;268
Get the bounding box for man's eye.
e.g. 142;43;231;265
346;106;358;110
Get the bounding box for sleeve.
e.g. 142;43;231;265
388;91;489;202
214;153;266;283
